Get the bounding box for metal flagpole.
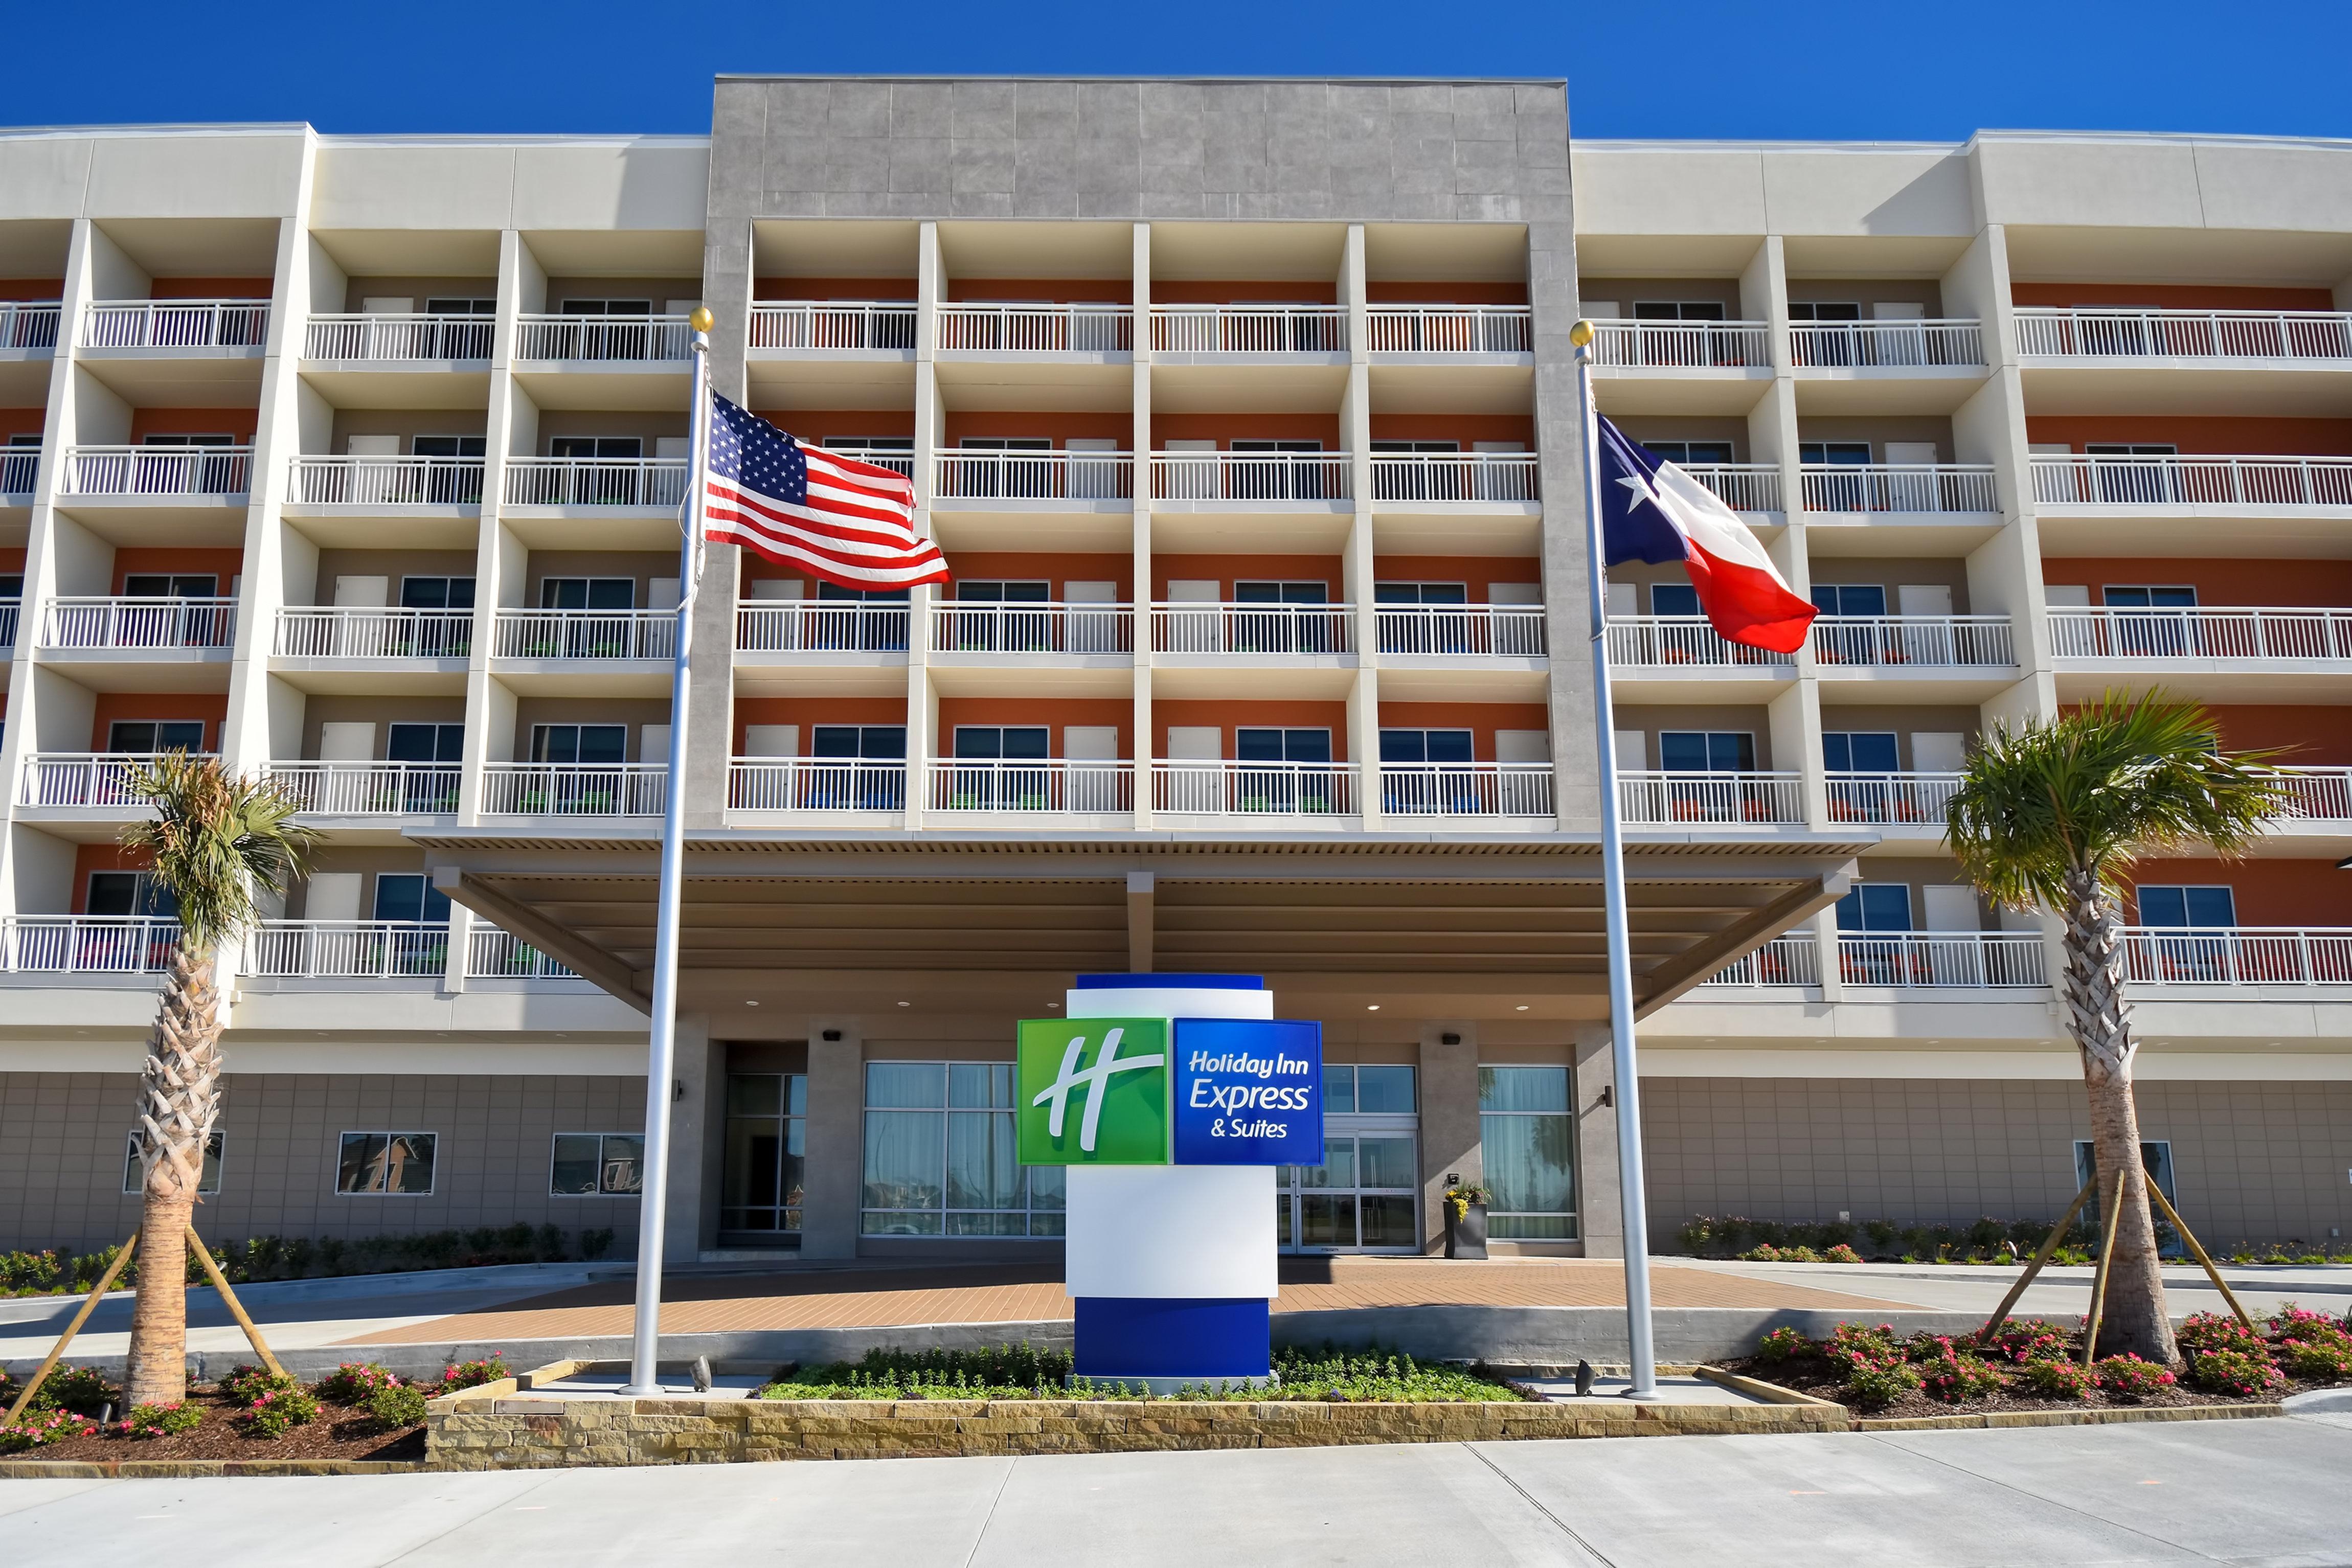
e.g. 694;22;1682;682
1569;318;1659;1398
620;306;714;1394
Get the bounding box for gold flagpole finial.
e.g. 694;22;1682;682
690;307;714;333
1568;319;1596;347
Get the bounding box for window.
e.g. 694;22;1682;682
1837;883;1914;931
1811;583;1888;616
2085;443;2180;503
1658;732;1756;772
107;719;206;753
125;1128;221;1194
1374;582;1472;653
550;436;642;459
0;571;21;598
861;1061;1064;1237
813;725;907;759
335;1132;437;1195
387;723;463;764
123;574;218;599
1822;732;1900;772
371;873;451;925
2135;885;2236;927
560;299;652;315
400;576;475;610
540;577;635;610
1649;581;1701;617
1636;441;1734;465
551;1132;645;1197
1788;302;1862;321
87;872;176;918
1374;582;1466;605
424;298;496;315
821;435;916;474
1236;580;1330;604
2073;1139;2178;1251
958;580;1051;602
1478;1066;1575;1239
811;580;910;651
2104;585;2197;608
548;437;643;502
1378;729;1471;763
1799;442;1873;466
1381;729;1475;814
1633;301;1726;321
723;1074;806;1234
1320;1064;1417;1114
1229;438;1327;501
809;726;907;809
947;580;1053;651
953;726;1049;760
532;724;628;764
1280;1133;1419;1251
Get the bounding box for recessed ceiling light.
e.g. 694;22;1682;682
1366;1004;1380;1011
898;1001;911;1007
1516;1005;1529;1011
1047;1002;1061;1009
745;999;759;1007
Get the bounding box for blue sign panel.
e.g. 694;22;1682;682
1171;1018;1323;1166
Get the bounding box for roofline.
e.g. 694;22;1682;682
1582;128;2352;154
714;74;1568;86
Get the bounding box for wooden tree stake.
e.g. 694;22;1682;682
2082;1178;2127;1369
187;1229;287;1381
1976;1177;2096;1346
2143;1183;2256;1333
3;1233;140;1425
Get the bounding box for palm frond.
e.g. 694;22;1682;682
119;754;321;950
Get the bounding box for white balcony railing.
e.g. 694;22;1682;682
0;600;17;649
2029;453;2352;509
502;458;689;508
513;313;691;362
247;921;448;979
1605;617;1796;669
288;454;484;507
1365;305;1533;354
41;596;236;650
1587;319;1770;369
934;303;1133;353
1810;616;2016;667
749;301;918;351
1379;763;1556;817
1149;305;1346;354
1151;603;1353;656
1800;464;1998;514
932;449;1134;501
1369;453;1540;503
481;763;668;816
729;758;909;812
59;445;251;497
1152;761;1359;816
20;753;208;809
0;915;179;974
1149;451;1352;503
1789;319;1985;368
1617;771;1803;825
2273;766;2352;823
2015;308;2352;363
274;607;472;660
1837;932;2049;988
1825;772;1962;827
736;601;910;653
1373;604;1546;657
267;761;461;816
930;759;1135;813
2046;606;2352;662
934;601;1133;655
1700;933;1821;987
303;313;493;361
467;925;577;980
493;608;676;661
2121;927;2352;986
1;302;61;350
1681;464;1782;514
82;299;269;350
1;449;34;495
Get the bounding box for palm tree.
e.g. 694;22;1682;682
119;754;316;1406
1944;691;2287;1365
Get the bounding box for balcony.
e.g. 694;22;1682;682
1825;772;1960;828
274;606;472;661
1369;452;1539;504
1799;464;1997;515
930;758;1134;815
268;761;461;817
40;596;236;653
931;449;1134;503
2047;606;2352;662
1604;617;1796;673
18;753;201;810
1149;451;1352;504
513;314;691;363
935;303;1133;354
1788;319;1985;369
1365;305;1532;355
1683;464;1782;517
0;599;17;648
1587;319;1770;370
246;921;448;980
1151;603;1351;656
1374;604;1546;658
1152;761;1359;820
1148;305;1346;355
2030;454;2352;511
502;458;688;509
748;301;917;351
736;601;909;654
1700;933;1821;988
3;448;36;497
2;302;60;351
288;455;484;508
467;924;578;980
57;445;252;499
1379;763;1554;819
2120;927;2352;987
2015;308;2352;364
81;299;269;350
2273;766;2352;827
935;600;1133;656
1810;616;2015;669
1617;771;1803;825
481;762;667;817
303;313;492;362
0;915;178;975
729;758;908;814
1837;931;2049;989
492;608;675;662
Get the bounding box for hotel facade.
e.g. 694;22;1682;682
0;78;2347;1264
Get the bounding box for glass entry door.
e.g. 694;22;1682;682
1277;1131;1419;1251
721;1072;806;1243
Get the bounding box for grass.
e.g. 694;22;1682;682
756;1343;1531;1403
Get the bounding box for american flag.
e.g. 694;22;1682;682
701;392;949;589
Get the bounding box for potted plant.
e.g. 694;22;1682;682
1444;1183;1490;1260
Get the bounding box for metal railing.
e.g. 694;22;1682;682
1152;603;1352;655
1365;305;1533;354
493;608;675;661
502;457;690;507
1;302;60;350
1379;763;1556;817
2273;766;2352;823
289;455;484;506
1617;771;1803;825
1825;772;1962;826
729;758;909;812
1810;616;2016;667
1800;464;1998;514
1789;319;1984;368
1149;450;1353;502
1369;452;1540;503
1604;617;1796;668
467;925;577;979
934;303;1133;353
736;601;910;653
274;607;472;660
513;313;691;362
929;759;1135;813
303;313;493;361
0;915;179;974
41;596;236;650
2028;453;2352;508
2120;927;2352;986
934;601;1133;654
20;753;208;809
749;301;917;350
247;921;448;979
1;449;34;495
1700;934;1821;987
2015;307;2352;362
268;761;461;816
481;763;668;816
59;445;251;496
1681;464;1782;513
1837;931;2049;988
1373;604;1545;657
932;449;1134;501
82;299;269;349
1149;304;1346;354
1152;761;1359;816
0;599;16;649
1587;318;1770;369
2046;606;2352;661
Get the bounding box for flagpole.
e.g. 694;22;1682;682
620;306;714;1395
1570;319;1659;1398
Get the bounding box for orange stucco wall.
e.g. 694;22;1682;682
0;279;64;299
2203;705;2352;765
1378;701;1550;761
1367;414;1535;447
1377;555;1543;594
1149;280;1338;305
2123;858;2349;926
128;409;258;443
753;278;917;301
70;843;150;911
2010;283;2336;311
1365;280;1527;305
2024;416;2352;457
2040;557;2352;608
940;412;1133;446
750;411;917;445
1151;413;1340;449
1149;553;1340;600
0;408;41;440
111;548;245;595
937;697;1131;758
732;696;906;752
89;692;227;753
945;278;1133;303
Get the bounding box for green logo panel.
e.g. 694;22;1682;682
1016;1016;1170;1166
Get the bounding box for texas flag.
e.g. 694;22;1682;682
1597;417;1817;653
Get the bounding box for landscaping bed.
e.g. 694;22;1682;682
758;1344;1533;1403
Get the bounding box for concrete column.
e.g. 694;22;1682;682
1417;1024;1480;1255
1571;1024;1622;1257
657;1012;716;1263
684;224;752;832
457;229;531;824
903;223;944;829
799;1022;864;1259
1132;222;1155;828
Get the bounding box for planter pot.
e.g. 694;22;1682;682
1446;1201;1489;1260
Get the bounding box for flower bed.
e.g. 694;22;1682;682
758;1344;1531;1403
0;1224;618;1297
0;1359;463;1463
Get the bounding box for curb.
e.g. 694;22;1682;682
0;1459;425;1478
1853;1402;2281;1431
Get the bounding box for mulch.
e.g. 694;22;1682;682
11;1384;425;1464
1716;1349;2346;1423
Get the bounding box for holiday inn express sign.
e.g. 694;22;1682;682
1017;1016;1322;1167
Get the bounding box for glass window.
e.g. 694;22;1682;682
1649;582;1700;617
2135;885;2236;928
400;576;476;610
531;724;628;764
1355;1065;1417;1113
1658;732;1756;772
107;720;205;753
1823;732;1900;772
87;872;176;918
124;1128;221;1194
371;873;452;925
1636;441;1734;466
722;1073;806;1235
1377;730;1473;764
1836;883;1915;932
862;1060;1060;1237
550;1132;643;1196
1238;728;1332;764
1810;583;1888;616
336;1132;437;1195
1478;1066;1575;1240
387;723;465;764
1278;1131;1420;1254
1320;1063;1356;1112
1799;442;1873;466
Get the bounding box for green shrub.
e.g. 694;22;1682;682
0;1409;95;1452
437;1356;511;1392
2022;1358;2096;1399
2;1249;63;1292
581;1228;616;1260
2266;1304;2352;1345
1915;1343;2007;1403
315;1362;401;1404
2185;1347;2282;1397
121;1401;202;1439
237;1387;320;1438
2177;1311;2266;1358
29;1364;117;1416
761;1342;1526;1404
364;1383;429;1430
2278;1337;2352;1381
1822;1244;1864;1265
1979;1319;2072;1365
1863;1218;1899;1249
2096;1354;2181;1400
1842;1359;1924;1411
1755;1326;1812;1362
219;1364;299;1404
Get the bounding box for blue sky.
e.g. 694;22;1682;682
6;0;2349;142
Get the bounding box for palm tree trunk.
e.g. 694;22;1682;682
122;942;223;1406
2059;867;2177;1366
